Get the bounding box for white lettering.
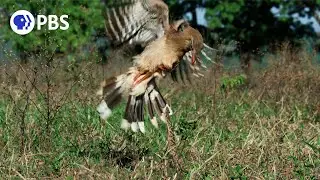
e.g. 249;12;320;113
59;15;69;30
37;15;47;30
48;15;59;30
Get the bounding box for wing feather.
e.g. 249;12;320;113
104;0;218;83
103;0;169;46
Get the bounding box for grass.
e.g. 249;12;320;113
0;45;319;179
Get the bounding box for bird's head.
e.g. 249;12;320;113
167;20;204;65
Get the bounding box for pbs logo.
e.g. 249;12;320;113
10;10;35;35
10;10;69;35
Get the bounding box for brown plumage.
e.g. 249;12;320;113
98;0;212;133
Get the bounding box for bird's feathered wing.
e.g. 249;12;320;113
103;0;214;81
103;0;169;47
99;0;216;132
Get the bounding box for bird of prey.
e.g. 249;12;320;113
97;0;214;133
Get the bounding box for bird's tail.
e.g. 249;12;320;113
96;67;154;120
97;69;172;133
120;78;173;133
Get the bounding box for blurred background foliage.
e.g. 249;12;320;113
0;0;104;61
0;0;319;62
168;0;320;52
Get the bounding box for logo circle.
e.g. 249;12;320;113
10;10;35;35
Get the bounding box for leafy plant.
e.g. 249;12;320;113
220;74;246;92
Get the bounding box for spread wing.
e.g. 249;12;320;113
103;0;216;82
103;0;169;47
171;45;216;83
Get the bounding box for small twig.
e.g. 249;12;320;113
11;168;26;180
25;97;47;120
165;111;183;173
19;77;36;154
147;160;154;180
52;63;93;118
190;152;218;178
24;152;53;157
18;63;45;100
73;163;102;177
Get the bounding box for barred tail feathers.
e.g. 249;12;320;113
97;70;171;133
120;78;173;133
121;95;145;133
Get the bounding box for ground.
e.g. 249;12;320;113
0;45;319;179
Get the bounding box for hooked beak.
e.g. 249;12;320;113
191;49;196;65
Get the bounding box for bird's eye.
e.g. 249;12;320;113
178;25;184;32
178;23;187;32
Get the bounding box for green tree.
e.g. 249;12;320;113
167;0;320;47
204;0;318;49
0;0;104;61
165;0;320;71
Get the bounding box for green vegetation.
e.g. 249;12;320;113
220;74;246;92
168;0;320;51
0;46;319;178
0;0;319;178
0;0;104;59
1;0;320;61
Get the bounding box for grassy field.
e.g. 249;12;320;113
0;45;319;179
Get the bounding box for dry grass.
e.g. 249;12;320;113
0;44;319;179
